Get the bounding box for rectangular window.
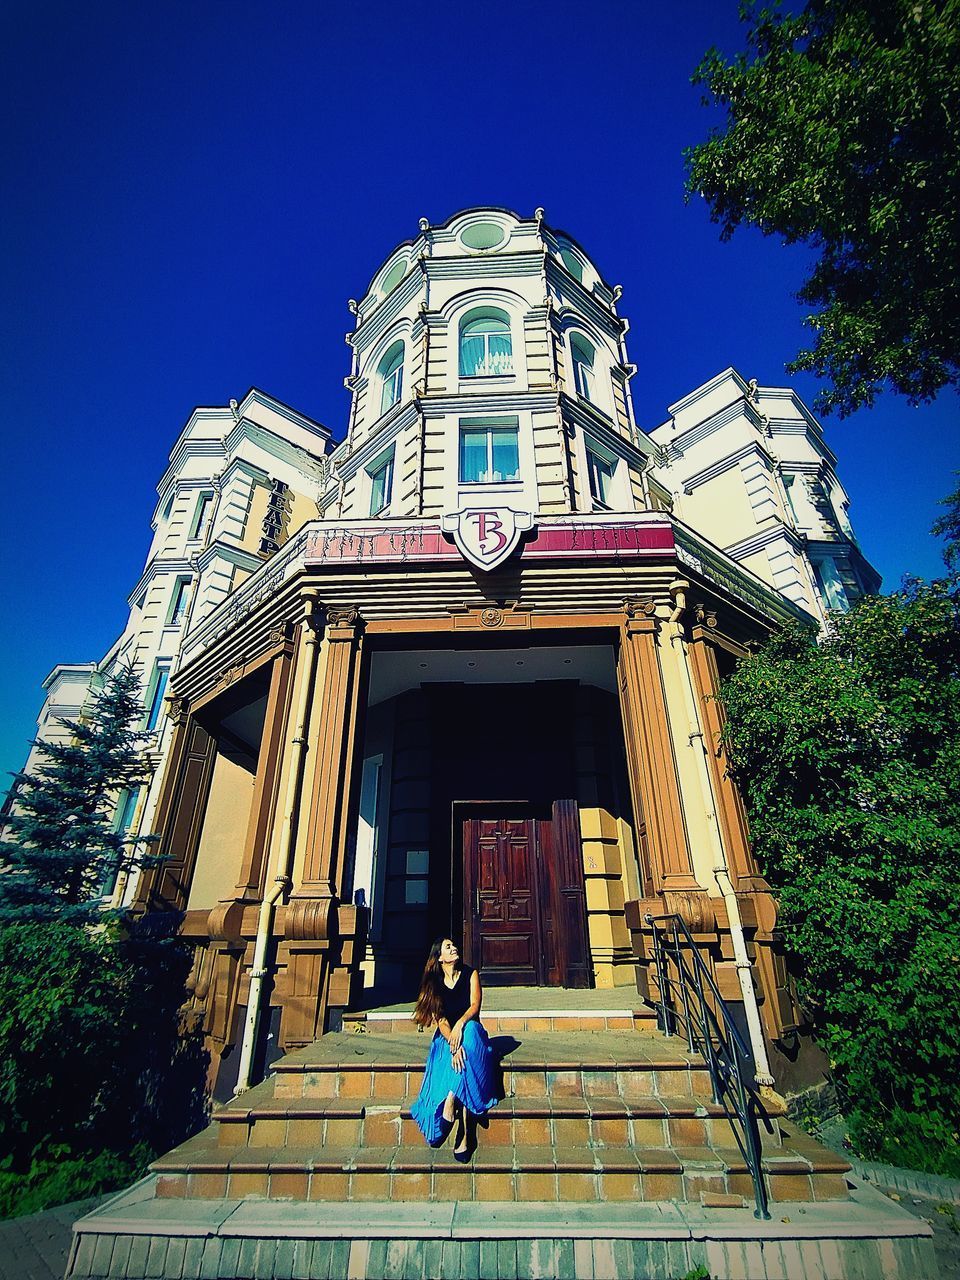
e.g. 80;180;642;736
146;663;170;731
783;474;801;524
458;418;520;484
190;492;214;541
812;557;849;612
369;454;394;516
167;577;192;627
586;449;616;510
100;786;141;897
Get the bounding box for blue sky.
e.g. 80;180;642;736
1;0;956;784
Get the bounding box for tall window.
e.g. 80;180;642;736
378;341;404;416
459;309;513;377
570;335;596;402
146;662;171;731
459;418;520;484
190;492;214;541
812;557;850;612
101;786;141;896
167;577;192;627
369;453;394;516
586;449;616;510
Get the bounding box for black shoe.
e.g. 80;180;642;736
430;1116;454;1148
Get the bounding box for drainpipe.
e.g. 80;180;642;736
666;581;779;1098
234;590;322;1096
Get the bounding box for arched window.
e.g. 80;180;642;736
459;309;513;378
570;334;596;402
378;341;404;415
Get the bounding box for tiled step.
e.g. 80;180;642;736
343;1010;655;1035
271;1029;717;1102
152;1138;850;1205
215;1093;778;1152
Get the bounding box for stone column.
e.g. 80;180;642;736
283;605;366;1046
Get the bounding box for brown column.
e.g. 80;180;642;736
135;699;217;914
203;640;297;1058
617;598;703;900
283;605;366;1046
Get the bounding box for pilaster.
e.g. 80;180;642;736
617;599;705;914
282;606;366;1046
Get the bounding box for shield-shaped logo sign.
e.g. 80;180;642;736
441;507;535;572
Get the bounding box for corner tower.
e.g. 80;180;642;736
324;207;663;523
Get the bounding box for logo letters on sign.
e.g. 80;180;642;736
441;507;534;571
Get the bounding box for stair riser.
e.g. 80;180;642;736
348;1015;647;1034
274;1064;714;1102
155;1166;849;1204
217;1112;757;1150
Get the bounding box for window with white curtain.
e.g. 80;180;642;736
378;341;404;416
145;662;171;731
459;310;513;377
459;418;520;484
571;334;597;402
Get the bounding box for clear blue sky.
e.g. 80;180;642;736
1;0;956;784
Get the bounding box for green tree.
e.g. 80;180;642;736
0;664;208;1216
685;0;960;417
719;568;960;1174
0;663;156;924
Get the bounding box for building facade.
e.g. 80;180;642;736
22;208;876;1097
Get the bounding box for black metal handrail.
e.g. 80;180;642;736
644;912;771;1219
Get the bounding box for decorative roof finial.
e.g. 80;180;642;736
229;398;240;421
418;217;430;232
534;207;545;224
347;299;358;315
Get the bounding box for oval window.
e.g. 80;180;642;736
460;222;505;251
381;259;406;294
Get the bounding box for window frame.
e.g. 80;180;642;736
570;334;597;403
145;662;171;732
368;451;394;516
458;417;521;486
166;576;192;628
378;341;404;417
189;492;215;542
458;309;514;379
585;448;616;511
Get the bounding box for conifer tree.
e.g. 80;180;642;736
0;663;158;924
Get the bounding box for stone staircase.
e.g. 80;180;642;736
66;1000;934;1280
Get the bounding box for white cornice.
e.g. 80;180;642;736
223;418;329;482
350;269;425;354
237;388;331;443
723;522;803;561
335;405;417;481
672;441;775;495
421;390;557;416
194;540;264;575
127;558;195;609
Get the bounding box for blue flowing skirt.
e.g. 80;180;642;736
410;1019;499;1145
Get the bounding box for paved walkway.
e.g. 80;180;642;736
0;1197;107;1280
6;1180;959;1279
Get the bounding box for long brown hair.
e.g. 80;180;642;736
412;937;459;1028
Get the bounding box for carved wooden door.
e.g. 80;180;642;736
462;809;546;985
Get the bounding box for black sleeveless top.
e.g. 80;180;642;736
440;965;475;1025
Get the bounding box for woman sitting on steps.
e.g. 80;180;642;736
410;937;499;1160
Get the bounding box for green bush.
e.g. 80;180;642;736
720;579;960;1178
0;919;208;1218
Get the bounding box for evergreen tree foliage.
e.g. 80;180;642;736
0;663;157;923
719;549;960;1173
685;0;960;416
0;663;209;1216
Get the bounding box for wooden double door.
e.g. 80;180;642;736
458;800;591;987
